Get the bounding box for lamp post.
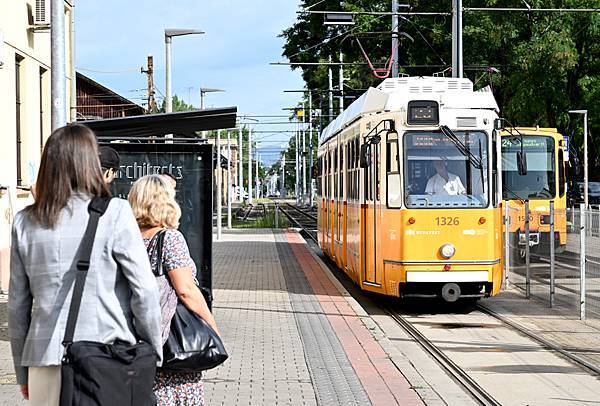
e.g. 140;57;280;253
200;87;225;109
569;110;589;208
199;87;224;139
164;28;204;113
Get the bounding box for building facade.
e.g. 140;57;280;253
76;72;145;120
0;0;74;291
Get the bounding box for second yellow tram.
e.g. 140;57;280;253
317;77;504;302
501;128;568;259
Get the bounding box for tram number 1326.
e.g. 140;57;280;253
436;217;460;226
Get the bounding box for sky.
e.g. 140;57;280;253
75;0;305;164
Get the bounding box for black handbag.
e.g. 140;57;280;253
149;230;228;372
60;197;158;406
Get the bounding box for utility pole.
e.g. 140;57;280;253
69;1;76;122
248;126;253;203
141;55;156;113
238;125;243;201
328;55;334;121
452;0;463;78
51;0;67;130
227;131;232;229
308;92;314;207
391;0;399;78
216;130;222;240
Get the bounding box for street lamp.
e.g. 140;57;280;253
200;87;225;109
164;28;205;113
569;110;588;208
324;13;355;25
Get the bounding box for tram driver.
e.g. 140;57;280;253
425;160;466;196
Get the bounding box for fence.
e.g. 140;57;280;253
504;202;600;320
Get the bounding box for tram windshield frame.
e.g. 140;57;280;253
501;135;555;200
403;130;490;209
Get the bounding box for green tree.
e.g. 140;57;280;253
282;0;600;175
159;95;196;112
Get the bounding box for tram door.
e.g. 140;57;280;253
362;141;382;286
336;141;343;259
324;149;331;251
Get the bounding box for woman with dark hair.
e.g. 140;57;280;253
9;124;162;406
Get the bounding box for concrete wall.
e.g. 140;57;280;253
0;0;73;291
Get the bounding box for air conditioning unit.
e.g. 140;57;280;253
34;0;49;25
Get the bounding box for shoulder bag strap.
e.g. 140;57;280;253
148;229;167;278
62;196;112;348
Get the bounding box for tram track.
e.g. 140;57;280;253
384;308;502;406
290;202;600;404
278;203;318;243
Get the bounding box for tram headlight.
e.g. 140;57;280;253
440;243;456;259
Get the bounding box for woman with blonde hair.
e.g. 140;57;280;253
129;174;219;406
9;124;162;405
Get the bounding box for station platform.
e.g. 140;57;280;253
203;229;424;406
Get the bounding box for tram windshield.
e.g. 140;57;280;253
502;135;555;200
404;131;489;208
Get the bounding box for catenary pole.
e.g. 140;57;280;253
238;126;243;201
302;104;307;201
248;126;253;203
216;130;222;240
255;152;259;199
51;0;67;130
391;0;399;78
328;55;334;120
309;92;314;207
281;154;286;198
452;0;463;78
339;52;344;113
295;119;300;204
227;131;232;229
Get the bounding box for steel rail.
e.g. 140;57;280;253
477;304;600;376
385;309;502;406
284;203;318;222
279;204;318;243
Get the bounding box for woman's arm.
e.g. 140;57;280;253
168;268;220;335
112;202;163;359
8;221;33;388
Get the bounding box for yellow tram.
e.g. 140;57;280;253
501;128;568;259
316;77;504;302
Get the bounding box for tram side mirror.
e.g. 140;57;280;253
517;151;528;176
360;144;371;168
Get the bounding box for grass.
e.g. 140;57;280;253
232;207;290;229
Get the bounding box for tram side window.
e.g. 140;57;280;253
387;138;401;208
340;145;344;199
404;131;489;208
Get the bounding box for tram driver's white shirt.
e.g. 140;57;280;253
425;173;466;195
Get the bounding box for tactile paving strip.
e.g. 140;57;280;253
274;231;372;406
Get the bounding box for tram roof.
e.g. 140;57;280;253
319;76;499;146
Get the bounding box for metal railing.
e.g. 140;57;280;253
505;201;600;320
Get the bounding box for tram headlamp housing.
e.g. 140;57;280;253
407;100;439;125
440;243;456;259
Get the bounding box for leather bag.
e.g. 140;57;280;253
149;230;228;372
60;197;158;406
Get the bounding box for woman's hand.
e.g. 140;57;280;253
169;267;221;336
20;384;29;400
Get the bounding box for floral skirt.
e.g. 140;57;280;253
153;370;204;406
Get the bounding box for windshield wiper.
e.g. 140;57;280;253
503;184;525;203
440;126;483;170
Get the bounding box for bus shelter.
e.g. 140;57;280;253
84;107;237;306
